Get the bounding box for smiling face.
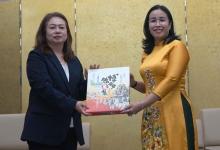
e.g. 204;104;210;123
149;9;171;44
46;16;67;46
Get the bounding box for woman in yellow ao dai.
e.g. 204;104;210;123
122;5;198;150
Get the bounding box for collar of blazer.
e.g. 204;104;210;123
47;52;72;94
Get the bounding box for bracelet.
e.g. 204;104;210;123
131;81;137;88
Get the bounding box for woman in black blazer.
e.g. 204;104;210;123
21;12;97;150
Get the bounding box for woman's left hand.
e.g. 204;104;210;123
84;64;100;79
121;101;144;116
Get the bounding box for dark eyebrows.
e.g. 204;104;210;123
159;16;167;19
48;23;65;25
47;24;66;27
149;16;167;20
149;16;168;22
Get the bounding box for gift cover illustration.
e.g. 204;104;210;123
86;67;130;115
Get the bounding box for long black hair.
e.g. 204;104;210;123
142;5;180;54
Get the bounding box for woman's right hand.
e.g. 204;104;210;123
75;101;90;116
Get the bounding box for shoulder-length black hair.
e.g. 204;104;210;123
34;12;74;61
142;5;180;54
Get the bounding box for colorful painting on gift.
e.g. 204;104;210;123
86;67;130;115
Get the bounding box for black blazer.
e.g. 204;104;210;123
21;49;87;146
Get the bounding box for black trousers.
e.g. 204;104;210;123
27;128;77;150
